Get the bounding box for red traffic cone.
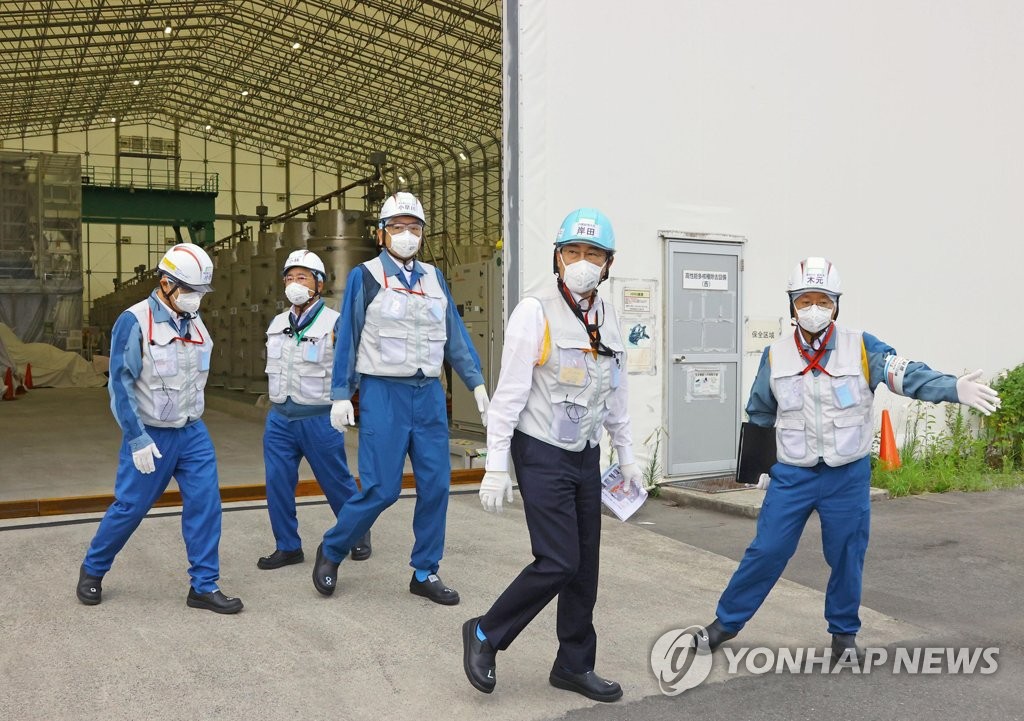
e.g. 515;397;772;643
24;363;33;390
879;409;901;470
2;367;15;401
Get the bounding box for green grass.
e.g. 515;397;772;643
871;462;1024;497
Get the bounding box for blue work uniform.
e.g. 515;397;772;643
262;299;358;553
320;251;484;574
715;325;959;635
82;292;224;594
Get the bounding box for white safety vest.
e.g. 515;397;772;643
769;326;873;467
265;303;339;405
127;299;212;428
517;289;625;452
355;257;448;378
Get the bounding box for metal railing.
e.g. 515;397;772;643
81;165;218;193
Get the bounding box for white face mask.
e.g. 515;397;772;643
796;305;833;334
562;259;604;295
175;291;203;314
388;231;421;260
285;282;314;307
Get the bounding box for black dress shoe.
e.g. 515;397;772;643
462;617;497;693
549;663;622;702
832;633;863;664
76;565;103;606
409;572;460;605
186;588;243;614
312;543;340;596
257;548;304;570
702;619;738;651
350;531;372;561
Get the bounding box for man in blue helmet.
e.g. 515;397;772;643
461;208;644;702
698;256;1001;663
76;244;243;614
313;192;489;605
257;249;370;572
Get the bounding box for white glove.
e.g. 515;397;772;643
132;442;163;474
956;370;1001;416
473;385;490;427
479;470;514;513
756;473;771;490
618;462;644;492
330;399;356;432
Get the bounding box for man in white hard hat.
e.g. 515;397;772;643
462;208;643;702
257;249;370;572
313;192;489;605
697;257;1000;662
76;244;243;614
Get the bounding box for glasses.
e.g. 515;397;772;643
793;297;835;310
385;222;424;237
560;246;608;264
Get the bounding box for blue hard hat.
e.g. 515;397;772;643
553;208;615;252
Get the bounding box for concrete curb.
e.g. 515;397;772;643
655;484;891;519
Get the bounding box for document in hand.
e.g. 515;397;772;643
600;463;648;522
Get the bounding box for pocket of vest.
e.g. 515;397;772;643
268;372;281;398
152;388;180;422
379;329;407;365
150;343;179;377
550;400;585;444
298;368;327;399
426;332;446;367
266;335;285;360
775;417;806;458
774;376;804;412
833;414;865;456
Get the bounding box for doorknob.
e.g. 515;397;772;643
673;354;687;363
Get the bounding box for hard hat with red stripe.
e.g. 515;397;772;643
158;244;214;292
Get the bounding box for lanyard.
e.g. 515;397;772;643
794;324;834;376
382;268;425;295
558;282;616;358
148;309;204;346
288;303;325;345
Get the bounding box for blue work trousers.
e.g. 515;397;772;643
480;431;602;673
716;456;872;635
263;409;358;552
321;375;450;572
83;422;222;593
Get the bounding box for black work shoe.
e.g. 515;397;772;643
832;634;863;664
549;663;623;702
701;619;739;651
256;548;304;570
312;543;340;596
186;588;243;614
409;572;460;605
76;565;103;606
462;617;497;693
350;531;372;561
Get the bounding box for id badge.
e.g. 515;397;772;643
198;349;212;372
303;339;324;363
428;298;444;322
557;348;588;387
550;403;583;443
381;289;408;319
833;378;856;409
610;354;622;389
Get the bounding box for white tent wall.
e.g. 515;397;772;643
507;0;1024;473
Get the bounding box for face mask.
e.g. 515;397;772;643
285;282;314;307
175;291;203;314
562;259;604;295
388;231;421;260
796;305;833;334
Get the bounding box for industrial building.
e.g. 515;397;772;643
1;2;1021;720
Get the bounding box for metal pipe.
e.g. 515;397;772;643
260;172;378;231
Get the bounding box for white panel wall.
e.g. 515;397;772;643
510;0;1024;466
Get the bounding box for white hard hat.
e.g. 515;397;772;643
787;257;841;298
282;249;326;279
158;244;214;292
379;192;426;226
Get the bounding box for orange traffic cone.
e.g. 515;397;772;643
2;367;15;401
24;363;33;390
879;409;901;470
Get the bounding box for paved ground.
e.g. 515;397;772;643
561;487;1024;721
